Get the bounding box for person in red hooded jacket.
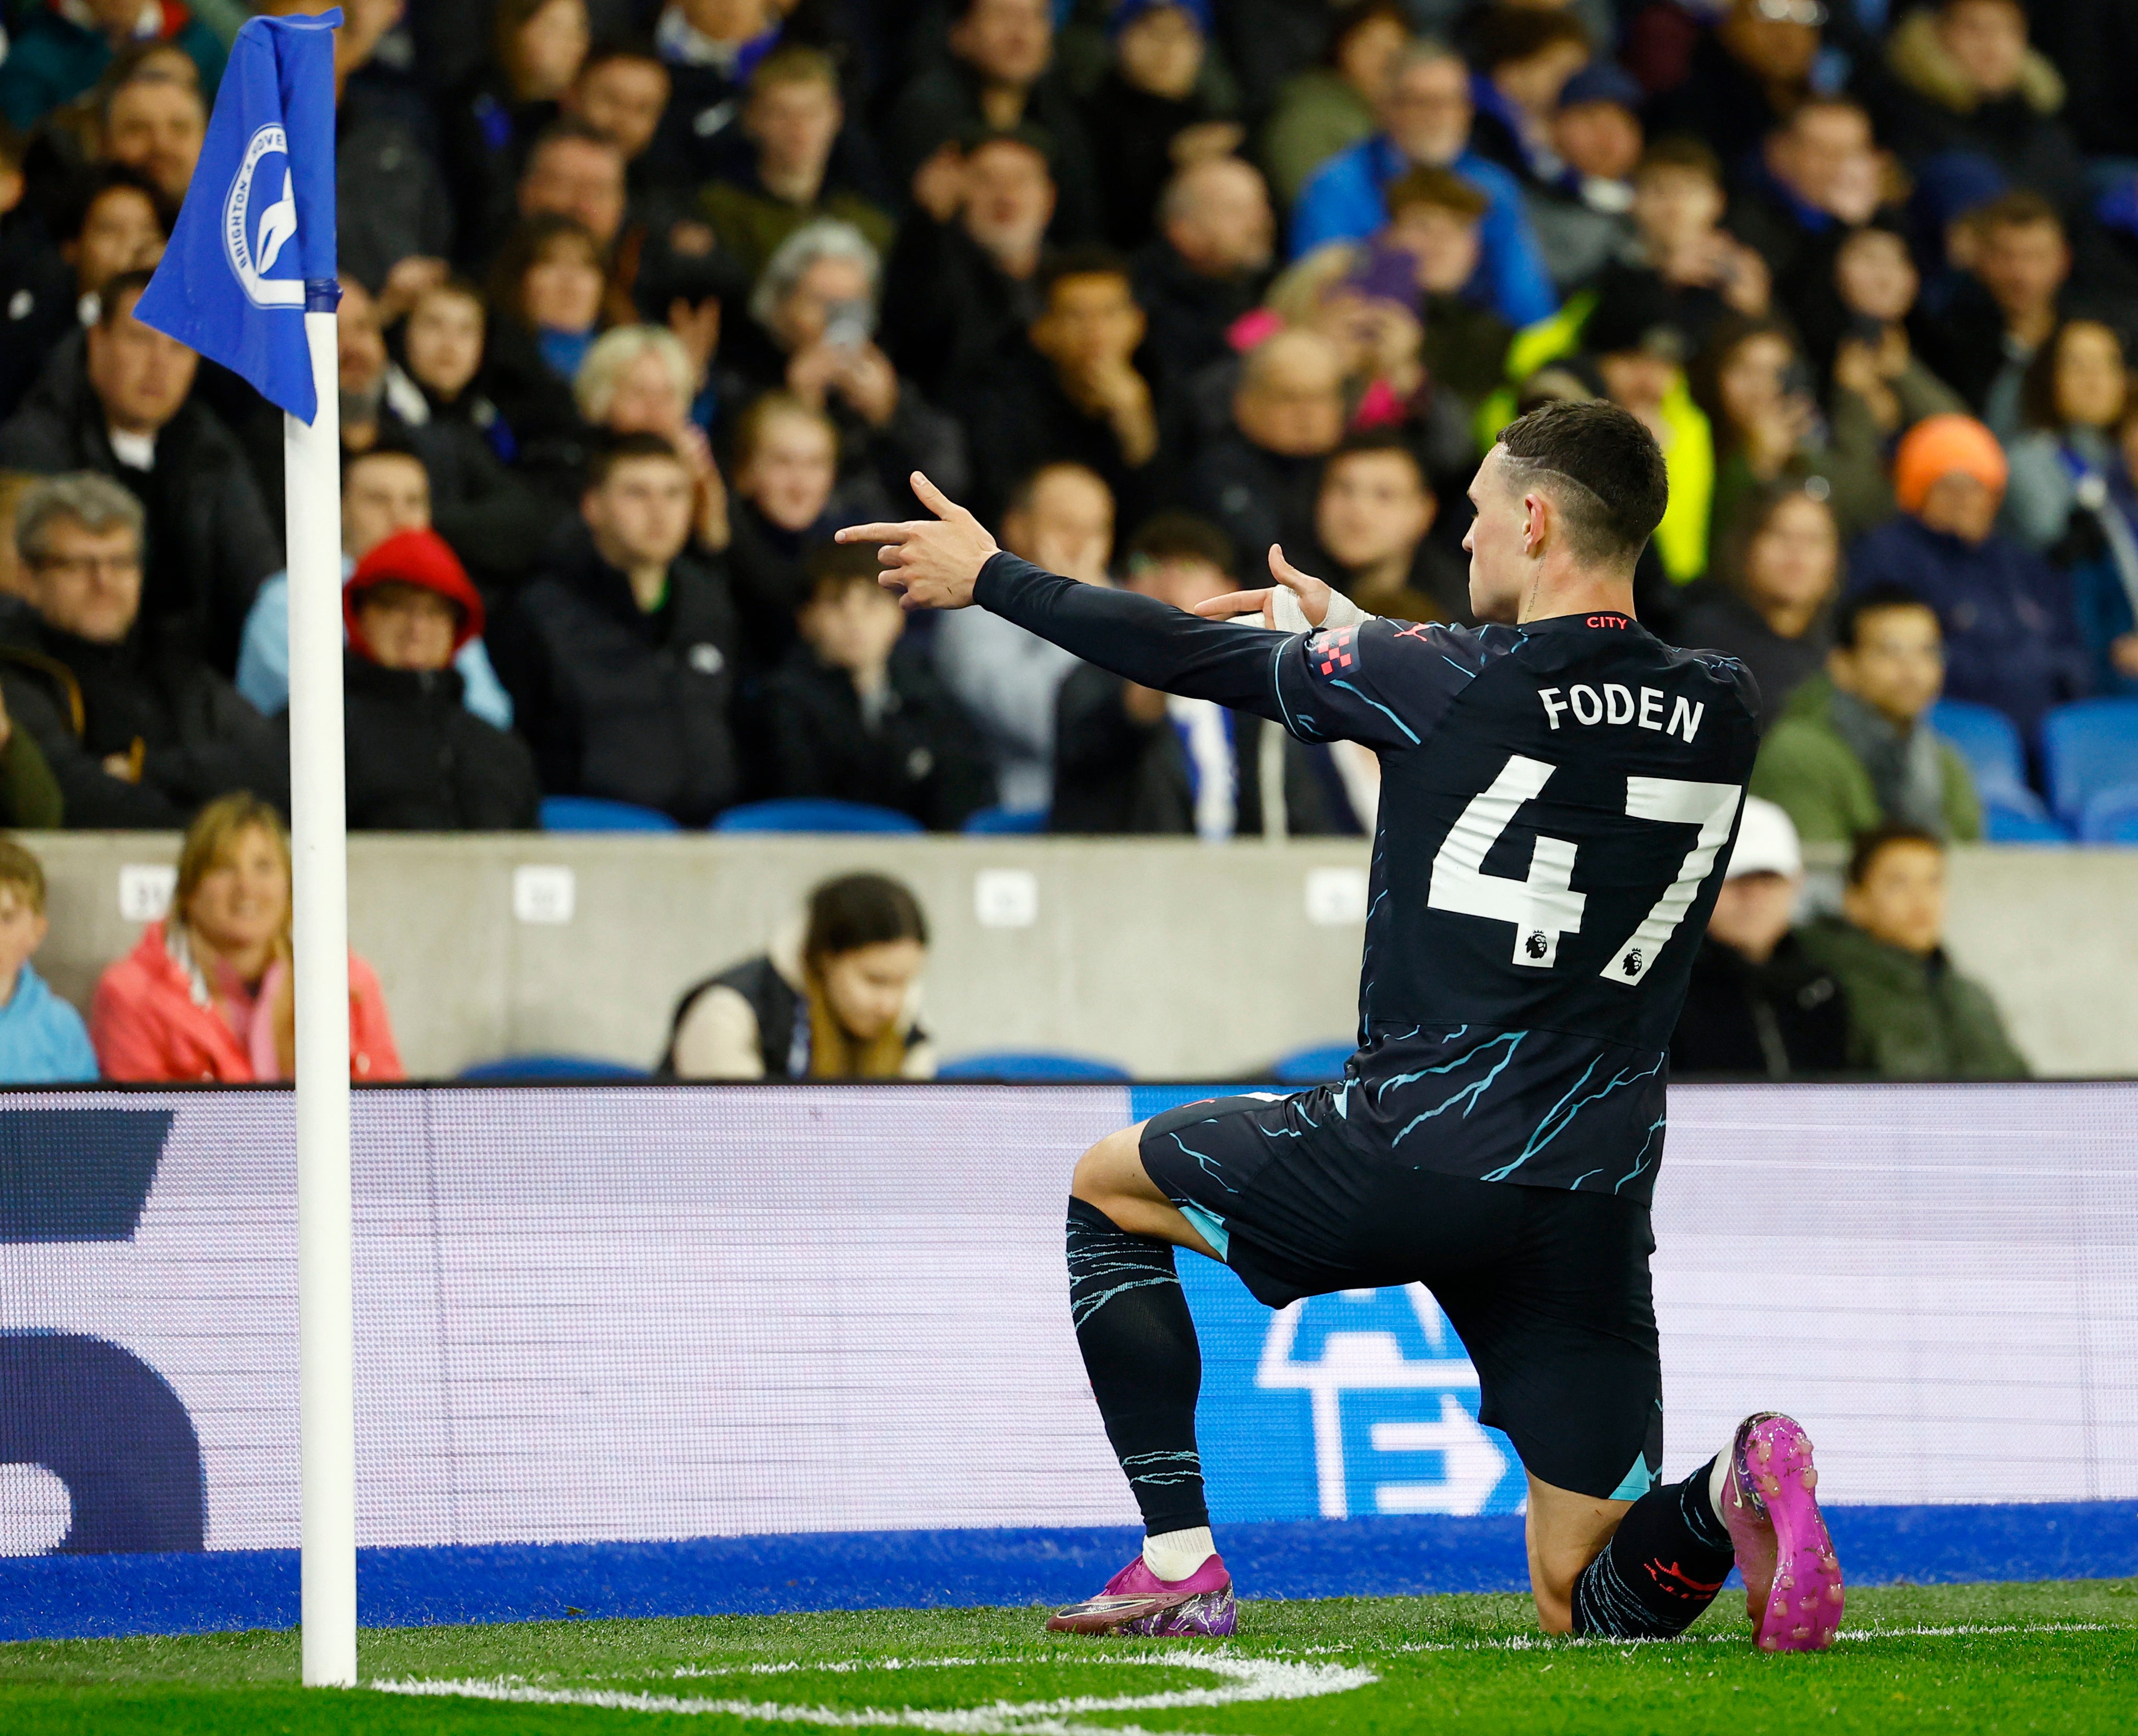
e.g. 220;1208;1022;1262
341;527;542;831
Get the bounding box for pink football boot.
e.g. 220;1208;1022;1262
1046;1552;1236;1637
1719;1412;1845;1652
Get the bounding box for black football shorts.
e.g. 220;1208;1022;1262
1139;1089;1663;1503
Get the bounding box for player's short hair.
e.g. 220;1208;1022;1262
1492;400;1668;568
1834;582;1939;650
1846;823;1943;887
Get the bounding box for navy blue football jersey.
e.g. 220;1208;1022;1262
976;555;1762;1202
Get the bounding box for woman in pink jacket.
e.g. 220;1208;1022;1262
91;793;403;1083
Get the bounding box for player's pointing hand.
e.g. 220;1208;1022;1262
1192;544;1337;631
836;473;1001;611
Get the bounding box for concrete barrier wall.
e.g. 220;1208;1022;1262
17;833;2128;1080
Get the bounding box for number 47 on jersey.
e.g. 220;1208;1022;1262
1428;753;1742;985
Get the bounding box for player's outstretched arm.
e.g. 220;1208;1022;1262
840;473;1299;723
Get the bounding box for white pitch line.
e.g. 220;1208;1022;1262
370;1653;1379;1734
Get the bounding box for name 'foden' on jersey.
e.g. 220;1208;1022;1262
1536;682;1706;744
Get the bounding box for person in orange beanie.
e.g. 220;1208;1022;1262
1846;413;2088;738
342;528;542;830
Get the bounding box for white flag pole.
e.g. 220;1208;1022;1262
287;294;356;1688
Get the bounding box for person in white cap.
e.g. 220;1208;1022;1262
1669;794;1852;1078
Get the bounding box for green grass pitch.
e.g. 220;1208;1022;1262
3;1580;2134;1734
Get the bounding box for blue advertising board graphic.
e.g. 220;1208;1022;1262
1181;1261;1527;1522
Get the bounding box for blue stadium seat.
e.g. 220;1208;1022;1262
2040;698;2138;825
713;799;925;834
1982;799;2070;845
2078;784;2138;844
540;797;680;833
1928;699;2030;803
1269;1043;1355;1084
936;1052;1132;1082
962;805;1049;835
458;1055;651;1082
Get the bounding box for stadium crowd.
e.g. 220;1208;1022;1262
0;0;2110;1084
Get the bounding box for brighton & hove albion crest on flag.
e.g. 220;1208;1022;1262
225;126;304;308
135;10;341;423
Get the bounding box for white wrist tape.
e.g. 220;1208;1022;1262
1270;586;1371;635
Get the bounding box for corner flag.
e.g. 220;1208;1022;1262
135;9;342;423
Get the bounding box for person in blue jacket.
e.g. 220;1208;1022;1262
0;837;98;1085
1289;40;1557;330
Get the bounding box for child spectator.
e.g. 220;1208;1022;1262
700;45;894;286
763;543;995;830
1669;796;1850;1080
342;529;541;832
1752;583;1982;846
1848;412;2091;738
1678;483;1841;732
1050;512;1337;838
1381;166;1512;416
725;390;840;666
91;794;402;1083
0;836;98;1083
2002;320;2128;549
1797;824;2028;1080
661;871;935;1080
1589;137;1769;353
388;277;514;463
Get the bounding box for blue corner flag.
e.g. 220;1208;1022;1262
136;10;342;425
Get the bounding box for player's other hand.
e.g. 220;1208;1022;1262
837;474;1000;611
1193;544;1335;631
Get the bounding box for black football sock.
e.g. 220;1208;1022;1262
1065;1197;1209;1537
1570;1458;1736;1639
